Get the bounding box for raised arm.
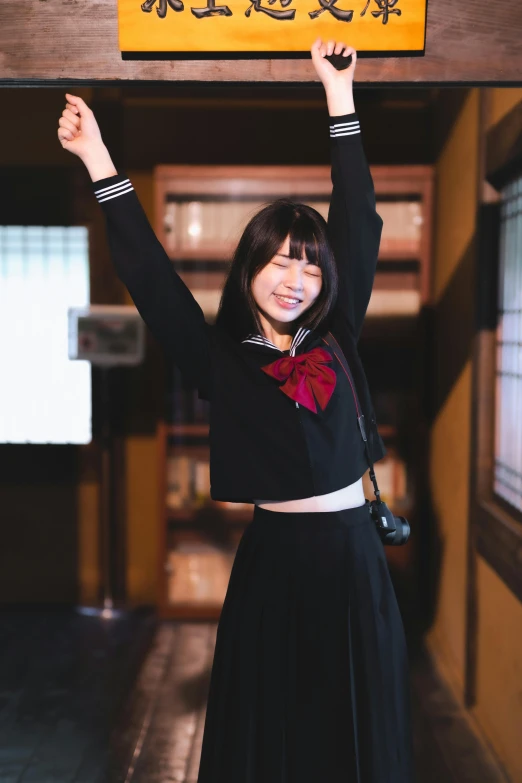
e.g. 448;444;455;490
311;40;383;342
57;94;212;398
327;111;383;341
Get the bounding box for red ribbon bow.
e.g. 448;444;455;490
261;346;336;413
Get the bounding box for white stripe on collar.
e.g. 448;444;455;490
242;326;311;357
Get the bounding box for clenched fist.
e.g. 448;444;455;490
57;93;104;160
310;38;357;91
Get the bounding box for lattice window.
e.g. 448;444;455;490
494;177;522;513
0;226;91;444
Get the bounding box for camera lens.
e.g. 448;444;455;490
392;516;410;545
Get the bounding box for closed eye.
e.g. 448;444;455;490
272;259;321;276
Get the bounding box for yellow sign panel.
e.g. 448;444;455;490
119;0;428;55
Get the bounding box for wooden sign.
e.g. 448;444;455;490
119;0;428;57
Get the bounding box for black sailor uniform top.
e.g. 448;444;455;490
92;111;386;504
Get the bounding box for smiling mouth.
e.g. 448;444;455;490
274;294;302;304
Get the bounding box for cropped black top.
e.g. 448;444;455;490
92;111;386;503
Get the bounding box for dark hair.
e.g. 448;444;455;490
215;198;338;342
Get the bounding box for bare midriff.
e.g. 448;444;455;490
254;475;365;513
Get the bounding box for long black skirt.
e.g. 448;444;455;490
197;500;414;783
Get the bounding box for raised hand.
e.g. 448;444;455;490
57;93;104;160
310;38;357;91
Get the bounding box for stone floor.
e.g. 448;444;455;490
0;607;508;783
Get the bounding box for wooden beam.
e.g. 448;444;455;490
1;0;522;83
476;499;522;605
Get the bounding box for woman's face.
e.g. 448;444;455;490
251;235;323;326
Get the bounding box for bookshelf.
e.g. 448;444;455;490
155;164;433;618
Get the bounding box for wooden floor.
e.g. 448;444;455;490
0;608;508;783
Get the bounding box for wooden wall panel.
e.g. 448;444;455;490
1;0;522;84
425;89;480;700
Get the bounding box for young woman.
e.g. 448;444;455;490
58;37;413;783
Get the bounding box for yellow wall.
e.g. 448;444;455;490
427;363;473;692
426;89;479;696
473;556;522;781
125;435;159;604
78;444;101;605
488;87;522;130
428;87;522;780
431;91;480;304
123;171;160;606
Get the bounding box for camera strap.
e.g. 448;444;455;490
321;331;382;504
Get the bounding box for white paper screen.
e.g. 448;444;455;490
0;226;91;444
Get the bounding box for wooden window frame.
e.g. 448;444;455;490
474;98;522;605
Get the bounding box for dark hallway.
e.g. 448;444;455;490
0;610;507;783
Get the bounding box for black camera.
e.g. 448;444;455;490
352;413;411;547
367;499;410;546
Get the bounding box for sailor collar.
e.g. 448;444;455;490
242;326;338;412
241;327;313;356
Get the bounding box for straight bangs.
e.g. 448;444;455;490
287;210;322;269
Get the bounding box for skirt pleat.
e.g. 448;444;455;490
197;501;414;783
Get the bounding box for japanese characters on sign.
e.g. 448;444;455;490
140;0;405;23
119;0;427;54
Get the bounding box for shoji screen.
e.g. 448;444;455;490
0;225;91;444
495;177;522;513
